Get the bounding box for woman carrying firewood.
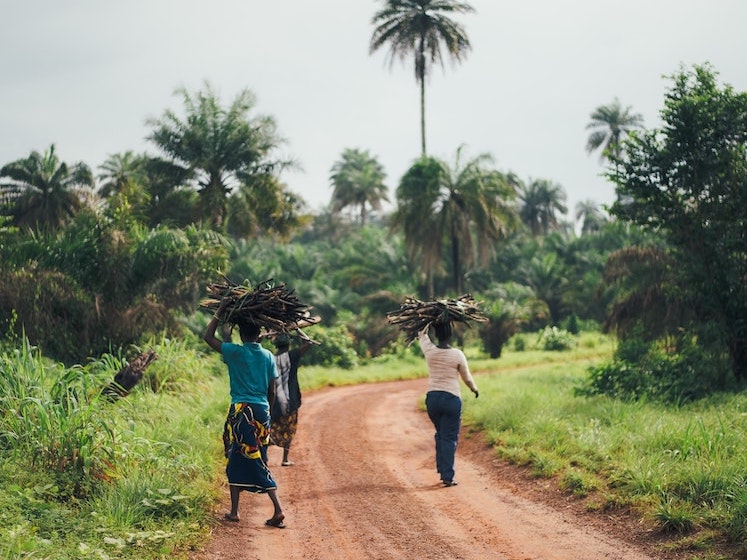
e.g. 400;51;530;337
203;298;286;529
419;321;479;487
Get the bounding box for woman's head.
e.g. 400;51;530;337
237;320;261;342
434;321;452;343
274;333;290;352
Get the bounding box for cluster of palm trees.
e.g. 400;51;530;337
0;0;649;344
6;2;742;402
1;0;644;246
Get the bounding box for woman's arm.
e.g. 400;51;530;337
203;299;229;353
418;327;435;354
267;377;277;408
457;354;479;398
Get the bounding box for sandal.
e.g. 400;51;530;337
265;514;286;529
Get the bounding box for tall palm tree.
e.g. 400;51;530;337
147;82;292;230
575;199;607;234
329;148;389;225
586;98;644;162
370;0;475;156
0;144;94;232
518;179;568;236
97;151;147;198
392;145;519;295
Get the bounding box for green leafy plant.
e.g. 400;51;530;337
538;326;576;351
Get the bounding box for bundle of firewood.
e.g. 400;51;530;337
101;350;158;401
199;276;320;337
386;294;488;342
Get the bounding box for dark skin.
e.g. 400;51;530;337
203;299;284;526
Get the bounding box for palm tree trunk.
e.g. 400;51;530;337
418;37;426;157
101;350;158;401
420;75;426;157
451;219;461;294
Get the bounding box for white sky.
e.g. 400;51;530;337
2;1;746;217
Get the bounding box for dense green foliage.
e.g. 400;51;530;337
3;62;746;404
0;208;228;363
0;335;225;559
0;76;640;371
603;64;747;393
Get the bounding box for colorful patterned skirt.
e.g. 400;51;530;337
270;410;299;450
222;402;277;493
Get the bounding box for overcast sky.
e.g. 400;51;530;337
2;1;746;218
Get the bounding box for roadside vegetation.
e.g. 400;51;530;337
0;333;227;559
2;330;745;558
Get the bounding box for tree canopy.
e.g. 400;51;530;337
608;64;747;382
0;145;95;232
147;83;297;233
518;178;568;237
329;148;389;225
586;98;644;162
391;146;518;295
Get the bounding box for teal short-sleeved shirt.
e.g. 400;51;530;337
221;341;278;405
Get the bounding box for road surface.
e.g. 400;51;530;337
190;378;667;560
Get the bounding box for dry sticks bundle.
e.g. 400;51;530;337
200;276;319;339
386;294;488;342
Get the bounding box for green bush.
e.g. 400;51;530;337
579;336;734;403
303;324;359;369
512;334;526;352
538;326;576;351
561;313;580;335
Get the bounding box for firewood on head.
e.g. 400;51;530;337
199;276;320;342
386;294;488;343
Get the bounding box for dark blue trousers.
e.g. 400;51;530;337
425;390;462;483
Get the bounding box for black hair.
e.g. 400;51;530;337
237;320;261;341
434;321;452;343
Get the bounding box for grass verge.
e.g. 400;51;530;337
2;330;745;558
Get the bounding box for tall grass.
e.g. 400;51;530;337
0;338;116;492
3;329;747;557
0;335;226;559
465;341;747;553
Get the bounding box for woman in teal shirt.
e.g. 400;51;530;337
204;299;286;528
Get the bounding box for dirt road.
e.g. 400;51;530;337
190;378;667;560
